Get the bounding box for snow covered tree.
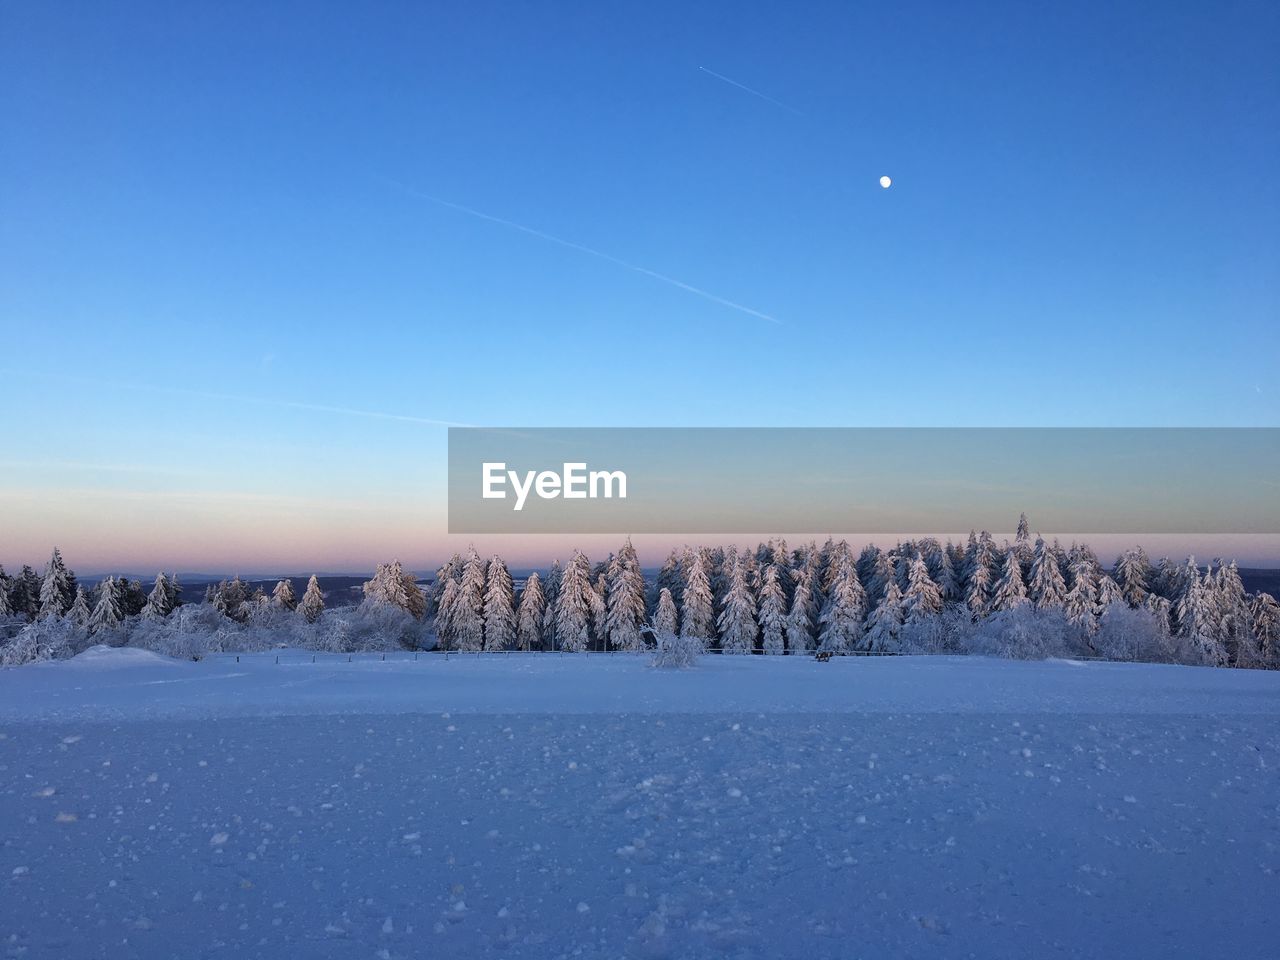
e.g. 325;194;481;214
212;576;250;622
716;558;758;654
990;549;1029;612
299;575;325;623
363;560;426;618
515;572;545;651
554;551;594;652
38;547;75;619
680;550;716;648
925;541;961;603
784;575;815;654
1064;559;1100;634
454;549;488;651
1028;538;1067;611
903;555;943;623
88;576;124;635
272;578;297;611
655;550;684;611
1016;512;1030;544
1213;561;1254;665
483;556;516;650
66;585;91;628
605;543;647;652
121;579;147;618
1248;592;1280;666
540;560;562;649
817;553;866;654
433;576;460;645
1096;573;1123;611
757;565;786;655
651;630;701;668
964;548;993;619
653;586;678;638
165;573;182;612
1112;548;1151;608
13;565;41;618
864;579;904;652
142;573;173;620
1175;561;1225;665
589;571;609;647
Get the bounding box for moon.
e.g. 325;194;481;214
879;175;892;189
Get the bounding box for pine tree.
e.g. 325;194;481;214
538;559;561;647
925;541;961;603
165;573;182;612
516;572;546;651
1248;592;1280;666
1097;574;1123;611
590;572;609;648
656;550;684;612
964;548;993;619
455;549;488;651
653;587;679;637
864;580;904;652
38;547;75;619
1175;561;1226;665
554;551;594;652
1215;561;1253;665
784;576;815;654
1112;548;1151;607
605;543;647;652
990;549;1029;612
1028;537;1067;611
363;560;426;618
1016;512;1030;543
758;565;787;655
903;555;943;623
1064;558;1099;634
483;557;517;650
0;567;12;617
88;576;124;634
122;579;147;617
716;558;758;654
434;577;460;646
15;565;41;618
299;575;325;623
142;573;173;620
817;554;866;653
680;551;715;648
271;578;297;610
66;586;91;628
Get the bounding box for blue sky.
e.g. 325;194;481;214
1;0;1277;570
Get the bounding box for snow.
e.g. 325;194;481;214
1;653;1278;958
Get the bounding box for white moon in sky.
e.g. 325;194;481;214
879;175;892;189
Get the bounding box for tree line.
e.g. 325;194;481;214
3;513;1278;668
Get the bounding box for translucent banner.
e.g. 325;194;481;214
447;428;1280;534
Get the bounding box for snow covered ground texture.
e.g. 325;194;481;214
2;650;1278;959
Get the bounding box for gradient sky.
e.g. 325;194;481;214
2;0;1278;573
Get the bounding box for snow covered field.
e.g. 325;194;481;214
2;650;1279;959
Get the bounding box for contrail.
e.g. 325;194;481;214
697;66;804;117
0;370;475;428
385;179;781;325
